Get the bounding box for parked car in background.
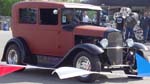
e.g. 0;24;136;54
1;1;149;82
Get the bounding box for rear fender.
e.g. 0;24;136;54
1;37;32;64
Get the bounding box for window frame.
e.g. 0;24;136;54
19;8;37;24
39;8;59;25
61;8;100;26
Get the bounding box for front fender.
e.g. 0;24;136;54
132;42;148;51
132;42;149;61
55;43;104;67
72;43;104;55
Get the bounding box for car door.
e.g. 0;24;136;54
31;8;60;56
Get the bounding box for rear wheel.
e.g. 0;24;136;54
73;51;101;82
5;44;25;71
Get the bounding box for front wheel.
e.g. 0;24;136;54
5;44;25;71
73;51;101;82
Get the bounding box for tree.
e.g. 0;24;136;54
0;0;20;16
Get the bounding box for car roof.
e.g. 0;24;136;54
14;1;102;10
64;3;102;10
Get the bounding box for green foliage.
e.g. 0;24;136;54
87;11;97;19
0;0;20;16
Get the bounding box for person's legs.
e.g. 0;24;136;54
143;27;149;43
125;27;130;40
148;27;150;41
121;28;125;41
125;27;134;40
129;27;134;38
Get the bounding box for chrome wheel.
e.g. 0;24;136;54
76;56;91;77
73;51;101;82
7;49;18;64
76;56;91;70
5;44;25;72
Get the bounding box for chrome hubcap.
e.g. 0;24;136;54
76;56;91;77
7;49;18;64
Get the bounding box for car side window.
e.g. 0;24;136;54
40;8;58;25
19;8;37;24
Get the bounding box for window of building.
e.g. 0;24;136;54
19;8;37;24
40;8;58;25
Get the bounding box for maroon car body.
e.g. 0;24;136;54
2;1;148;82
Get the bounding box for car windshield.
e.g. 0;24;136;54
61;8;99;26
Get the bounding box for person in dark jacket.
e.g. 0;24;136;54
140;12;150;43
125;13;137;40
115;13;125;39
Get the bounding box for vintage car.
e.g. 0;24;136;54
1;1;149;82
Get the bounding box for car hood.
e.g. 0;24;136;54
74;25;110;37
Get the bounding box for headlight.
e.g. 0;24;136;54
100;38;108;48
126;39;134;47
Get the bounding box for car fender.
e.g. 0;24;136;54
55;43;104;67
132;42;149;61
66;43;104;57
1;37;32;64
132;42;148;51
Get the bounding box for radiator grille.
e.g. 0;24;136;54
107;32;123;65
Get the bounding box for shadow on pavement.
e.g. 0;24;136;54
0;69;143;84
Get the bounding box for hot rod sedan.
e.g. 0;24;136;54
1;1;149;82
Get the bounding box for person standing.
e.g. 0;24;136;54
82;11;89;23
115;13;125;39
125;13;137;40
2;21;9;31
92;13;97;24
140;12;150;43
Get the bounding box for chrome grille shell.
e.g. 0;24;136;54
107;32;123;65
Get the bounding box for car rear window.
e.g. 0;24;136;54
19;8;37;24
